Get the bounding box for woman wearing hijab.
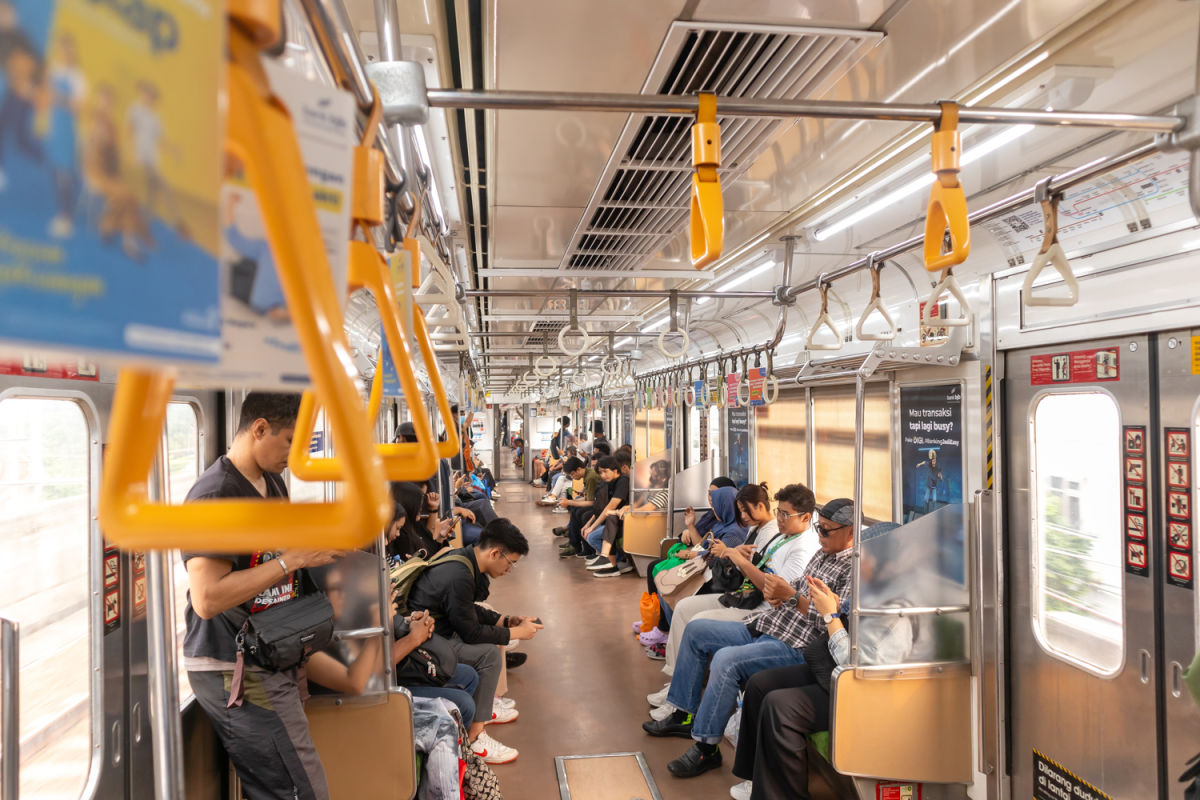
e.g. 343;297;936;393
388;482;453;562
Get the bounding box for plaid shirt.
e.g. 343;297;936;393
745;546;854;649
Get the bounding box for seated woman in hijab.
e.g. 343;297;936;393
388;481;454;562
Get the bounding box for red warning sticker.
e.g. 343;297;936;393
103;588;120;632
103;553;119;588
1169;520;1191;550
1127;541;1148;570
1030;347;1119;385
1126;513;1146;541
1169;551;1192;585
1168;491;1191;520
877;783;922;800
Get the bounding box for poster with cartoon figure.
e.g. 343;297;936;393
0;0;222;362
900;383;964;521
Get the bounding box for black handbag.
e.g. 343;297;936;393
393;616;458;687
802;622;845;692
225;569;334;673
718;585;765;610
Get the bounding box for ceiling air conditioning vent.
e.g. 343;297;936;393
559;21;882;273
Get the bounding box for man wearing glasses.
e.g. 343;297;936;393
643;496;857;781
407;518;543;765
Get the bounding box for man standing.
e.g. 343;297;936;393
183;392;342;800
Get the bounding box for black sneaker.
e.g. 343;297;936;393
505;651;527;669
552;527;567;537
667;743;723;778
642;709;694;738
558;545;579;558
593;565;622;577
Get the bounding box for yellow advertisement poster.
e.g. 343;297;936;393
0;0;222;361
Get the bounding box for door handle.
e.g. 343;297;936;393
1;617;19;800
132;702;143;745
1171;661;1184;698
1139;649;1152;684
111;720;122;767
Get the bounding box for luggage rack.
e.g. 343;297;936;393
790;325;968;385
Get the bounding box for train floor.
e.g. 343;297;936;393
484;451;839;800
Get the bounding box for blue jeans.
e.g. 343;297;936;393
407;663;479;725
666;619;805;743
586;526;605;554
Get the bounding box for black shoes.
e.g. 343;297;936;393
505;651;527;669
552;526;567;537
667;743;723;778
642;709;694;738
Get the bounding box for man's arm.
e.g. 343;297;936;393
444;570;509;645
186;550;339;619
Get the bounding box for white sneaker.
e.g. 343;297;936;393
494;695;516;709
730;780;753;800
471;730;518;764
585;556;610;570
647;683;670;707
649;703;676;721
488;704;518;724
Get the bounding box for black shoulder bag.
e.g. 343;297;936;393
393;616;458;687
223;567;334;707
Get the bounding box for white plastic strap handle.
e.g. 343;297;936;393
924;269;972;327
534;353;557;377
658;328;691;359
736;378;751;408
763;374;779;404
1022;178;1079;307
856;256;897;341
559;289;591;356
807;278;844;350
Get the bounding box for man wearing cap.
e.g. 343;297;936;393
395;421;497;545
643;497;858;780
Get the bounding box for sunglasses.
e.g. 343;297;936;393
816;523;847;536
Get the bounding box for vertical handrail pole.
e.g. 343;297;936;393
850;373;866;667
1;617;19;800
146;443;184;799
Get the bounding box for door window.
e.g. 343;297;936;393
1031;392;1123;674
0;397;94;798
163;402;202;707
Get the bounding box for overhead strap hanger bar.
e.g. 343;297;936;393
855;253;897;341
1021;176;1079;307
100;2;390;550
690;93;723;269
559;288;591;356
658;290;691;359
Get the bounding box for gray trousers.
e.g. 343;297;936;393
188;668;330;800
449;636;502;725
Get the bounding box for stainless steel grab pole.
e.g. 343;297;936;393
461;289;775;300
426;89;1183;133
373;0;418;208
145;551;184;800
1;617;18;800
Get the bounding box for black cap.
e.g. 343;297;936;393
394;421;416;441
818;498;855;527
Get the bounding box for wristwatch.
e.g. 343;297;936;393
822;612;837;625
784;591;800;609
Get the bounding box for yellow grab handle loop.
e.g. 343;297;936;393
923;101;969;273
690;93;723;269
855;257;897;341
1022;179;1079;307
230;0;282;49
351;90;386;227
288;241;439;481
923;268;973;327
806;280;844;351
412;310;462;458
98;24;390;551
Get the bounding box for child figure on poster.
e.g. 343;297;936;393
0;0;44;191
915;448;943;514
126;79;181;232
82;83;152;259
45;32;84;239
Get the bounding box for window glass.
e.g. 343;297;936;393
708;405;721;471
163;401;201;707
812;383;892;521
1032;392;1123;673
688;406;701;467
0;397;92;798
755;391;807;494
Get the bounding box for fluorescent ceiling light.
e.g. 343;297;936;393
812;124;1033;242
643;316;670;331
614;336;634;347
697;260;777;304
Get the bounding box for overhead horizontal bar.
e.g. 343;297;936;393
427;89;1183;133
464;288;774;299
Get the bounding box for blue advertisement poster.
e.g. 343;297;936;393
0;0;222;362
727;405;751;488
900;383;964;522
664;405;675;454
379;324;400;396
622;403;633;447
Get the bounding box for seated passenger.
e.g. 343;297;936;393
541;445;578;505
406;518;543;764
389;482;454;562
642;498;858;780
618;458;671;517
584;451;632;576
651;483;817;686
729;522;911;800
182;392;340;800
557;456;601;558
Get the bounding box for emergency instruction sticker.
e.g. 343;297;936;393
1030;347;1119;385
1123;425;1149;577
1164;427;1193;589
0;0;223;363
1034;749;1112;800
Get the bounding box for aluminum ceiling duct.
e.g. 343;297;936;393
560;21;883;273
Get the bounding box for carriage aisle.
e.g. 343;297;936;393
484;449;837;799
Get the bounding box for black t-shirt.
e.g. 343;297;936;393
611;474;630;508
181;456;297;666
591;479;611;518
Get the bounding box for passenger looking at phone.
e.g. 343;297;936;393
406;518;543;764
557;456;601;558
182;392;342;800
642;498;857;781
388;481;454;561
583;452;632;577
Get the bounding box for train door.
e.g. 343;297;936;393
1005;332;1200;800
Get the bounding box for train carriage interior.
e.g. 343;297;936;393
1;0;1200;798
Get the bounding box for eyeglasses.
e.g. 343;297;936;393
502;553;519;569
776;509;806;520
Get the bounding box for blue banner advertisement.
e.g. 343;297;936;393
727;405;751;488
900;383;964;522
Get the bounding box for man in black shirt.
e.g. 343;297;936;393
407;519;542;764
582;454;632;576
182;392;342;800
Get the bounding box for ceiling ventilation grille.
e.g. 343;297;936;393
560;22;882;273
521;320;566;348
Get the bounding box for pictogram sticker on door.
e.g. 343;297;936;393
1127;541;1148;570
1168;551;1192;588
